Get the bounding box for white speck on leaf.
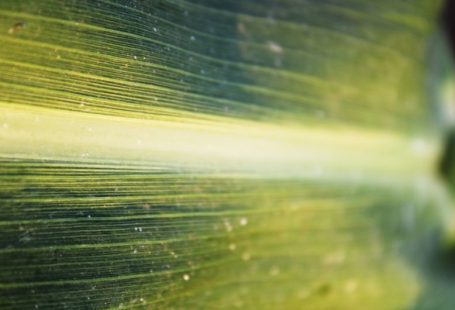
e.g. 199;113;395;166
266;41;283;54
270;266;280;276
240;217;248;226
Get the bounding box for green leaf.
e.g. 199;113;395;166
0;0;450;309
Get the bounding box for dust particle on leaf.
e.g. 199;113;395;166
8;22;26;34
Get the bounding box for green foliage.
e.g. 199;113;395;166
0;0;449;309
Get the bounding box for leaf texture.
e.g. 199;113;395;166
0;0;449;309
